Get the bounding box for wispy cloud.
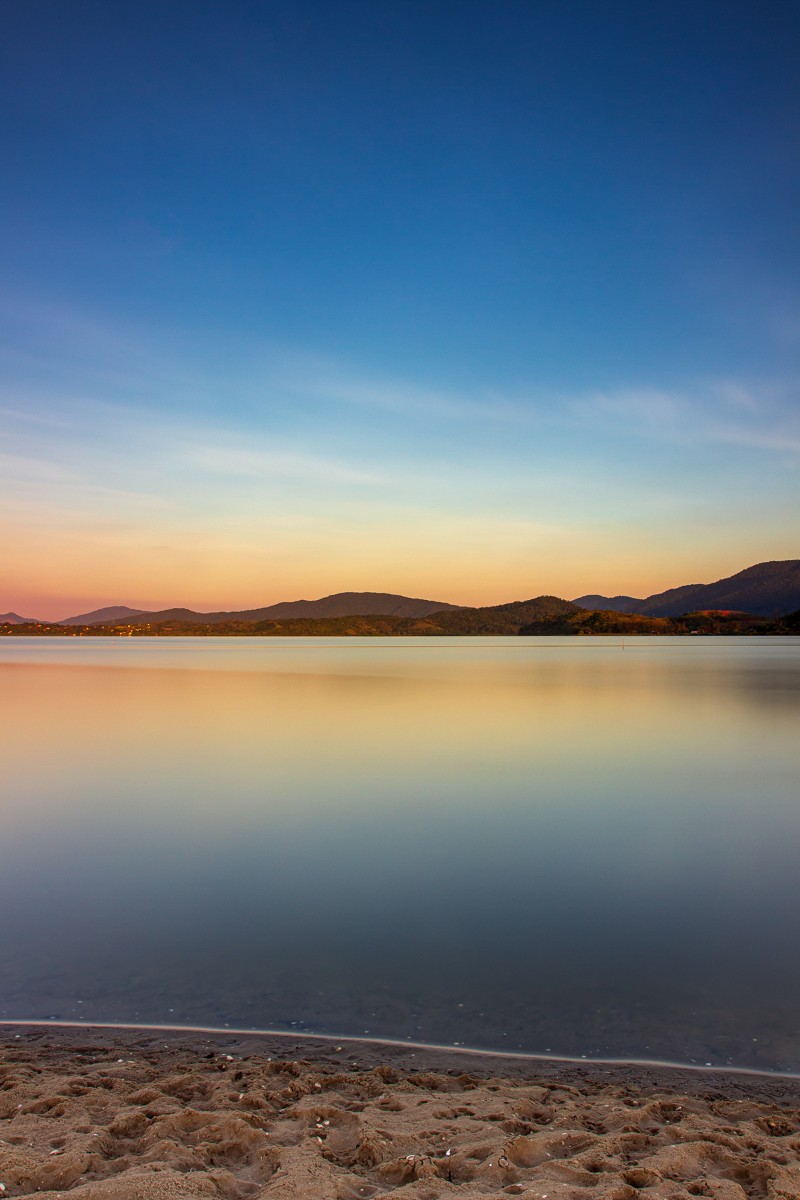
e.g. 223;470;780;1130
573;380;800;458
575;388;684;428
2;287;797;606
706;424;800;454
3;291;796;465
0;449;175;517
274;355;532;424
179;442;390;487
0;402;76;429
272;355;800;461
0;451;81;486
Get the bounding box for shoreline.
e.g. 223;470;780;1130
2;1024;799;1198
2;1019;799;1082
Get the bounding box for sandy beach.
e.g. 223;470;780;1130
1;1026;798;1199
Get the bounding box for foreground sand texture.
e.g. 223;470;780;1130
1;1029;799;1199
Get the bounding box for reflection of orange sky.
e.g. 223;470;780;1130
3;519;785;620
2;649;794;848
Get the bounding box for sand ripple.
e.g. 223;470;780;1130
1;1030;799;1199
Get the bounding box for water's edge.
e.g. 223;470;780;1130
2;1019;798;1081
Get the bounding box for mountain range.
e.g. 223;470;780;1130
4;560;799;627
572;560;800;618
60;592;460;626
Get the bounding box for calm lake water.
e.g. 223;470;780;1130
1;636;799;1072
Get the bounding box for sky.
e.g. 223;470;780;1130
1;0;798;619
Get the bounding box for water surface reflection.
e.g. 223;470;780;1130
1;637;798;1071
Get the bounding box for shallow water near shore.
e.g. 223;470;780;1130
1;636;799;1073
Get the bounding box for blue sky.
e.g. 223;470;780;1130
1;0;798;617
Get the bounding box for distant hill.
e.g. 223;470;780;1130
253;591;462;620
573;560;800;618
8;595;578;637
113;592;461;626
639;561;800;617
12;561;799;632
522;610;676;636
60;605;147;626
783;607;800;632
215;595;575;636
7;595;799;637
424;595;576;634
571;594;642;614
114;595;575;635
520;607;790;636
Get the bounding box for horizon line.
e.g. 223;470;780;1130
5;554;799;624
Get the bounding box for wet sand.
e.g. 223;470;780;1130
1;1025;799;1199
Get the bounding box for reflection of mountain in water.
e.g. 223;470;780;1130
732;665;800;713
